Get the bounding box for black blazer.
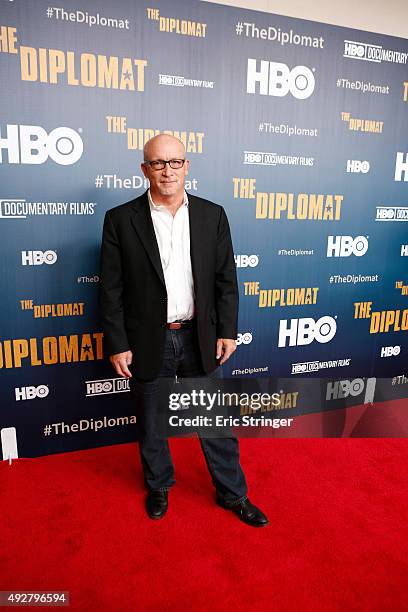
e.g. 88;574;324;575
99;191;238;380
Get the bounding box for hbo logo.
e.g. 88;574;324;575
0;124;83;165
381;346;401;358
344;42;366;58
395;152;408;182
376;208;395;220
347;160;370;173
237;332;253;345
21;250;57;266
15;385;49;401
247;58;315;99
86;378;130;396
278;316;337;347
326;378;376;403
327;236;368;258
87;381;114;395
235;254;259;268
244;152;262;163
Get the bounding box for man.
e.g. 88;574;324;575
99;134;268;527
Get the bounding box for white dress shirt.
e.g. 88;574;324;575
148;189;195;322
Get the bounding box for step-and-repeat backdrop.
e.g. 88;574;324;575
1;0;408;457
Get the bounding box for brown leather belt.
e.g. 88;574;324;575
166;320;195;330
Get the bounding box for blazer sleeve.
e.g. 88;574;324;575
99;211;131;356
214;207;239;339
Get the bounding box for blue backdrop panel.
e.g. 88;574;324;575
0;0;407;456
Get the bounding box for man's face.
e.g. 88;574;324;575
141;137;189;199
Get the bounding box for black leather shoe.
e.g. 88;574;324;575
217;497;269;527
146;490;168;520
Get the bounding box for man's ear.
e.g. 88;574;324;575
141;163;148;178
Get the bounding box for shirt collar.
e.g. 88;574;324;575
148;189;189;211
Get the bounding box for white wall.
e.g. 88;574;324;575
202;0;408;39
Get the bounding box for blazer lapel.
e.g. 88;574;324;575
130;193;166;287
188;194;205;290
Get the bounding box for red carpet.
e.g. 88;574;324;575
1;438;408;611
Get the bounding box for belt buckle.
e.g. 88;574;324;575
168;322;182;330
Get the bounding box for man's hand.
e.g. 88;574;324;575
216;338;236;365
110;350;133;378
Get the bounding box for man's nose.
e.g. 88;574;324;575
162;163;173;176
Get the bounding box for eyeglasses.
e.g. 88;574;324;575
144;159;186;171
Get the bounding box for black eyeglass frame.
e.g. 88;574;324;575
143;159;186;171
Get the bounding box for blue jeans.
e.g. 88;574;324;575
130;326;248;506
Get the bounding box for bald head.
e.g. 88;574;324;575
143;134;186;162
